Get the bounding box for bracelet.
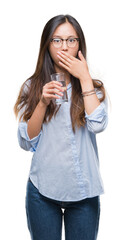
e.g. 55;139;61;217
82;92;96;97
82;88;95;94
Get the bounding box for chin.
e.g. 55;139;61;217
54;63;65;72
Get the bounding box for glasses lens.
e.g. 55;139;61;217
52;39;62;48
67;38;77;48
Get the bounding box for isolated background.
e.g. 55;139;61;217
0;0;121;239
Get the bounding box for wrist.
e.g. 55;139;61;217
80;76;94;91
79;73;92;83
38;98;48;108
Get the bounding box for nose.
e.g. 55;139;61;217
61;40;68;51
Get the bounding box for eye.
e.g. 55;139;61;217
68;38;75;43
53;38;61;43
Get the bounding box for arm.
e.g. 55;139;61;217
57;50;100;115
79;76;100;115
17;100;47;152
17;120;42;152
17;80;64;151
57;50;108;133
27;80;64;139
77;54;108;133
27;100;47;140
84;92;108;134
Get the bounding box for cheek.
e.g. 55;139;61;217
69;47;79;57
52;53;59;63
49;49;59;64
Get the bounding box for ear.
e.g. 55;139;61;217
78;50;84;61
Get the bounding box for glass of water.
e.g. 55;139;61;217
50;73;68;104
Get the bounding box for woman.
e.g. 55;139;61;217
14;14;108;240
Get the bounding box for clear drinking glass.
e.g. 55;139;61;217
50;73;68;104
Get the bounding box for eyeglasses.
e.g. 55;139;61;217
50;37;80;48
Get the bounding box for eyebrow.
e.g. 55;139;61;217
52;35;77;38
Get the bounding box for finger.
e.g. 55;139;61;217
59;51;74;60
43;93;61;99
48;81;62;87
58;61;71;72
45;82;63;91
78;50;84;61
57;51;72;64
57;54;71;67
46;88;64;96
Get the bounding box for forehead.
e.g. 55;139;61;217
52;22;78;37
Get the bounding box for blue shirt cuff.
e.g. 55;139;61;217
85;102;107;123
18;121;42;152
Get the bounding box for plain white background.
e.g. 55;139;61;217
0;0;122;239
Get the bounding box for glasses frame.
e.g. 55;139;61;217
50;37;80;48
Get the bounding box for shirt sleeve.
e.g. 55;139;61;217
17;120;42;152
85;91;108;134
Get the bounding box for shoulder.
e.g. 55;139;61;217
22;79;31;94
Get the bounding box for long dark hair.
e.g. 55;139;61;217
14;14;106;132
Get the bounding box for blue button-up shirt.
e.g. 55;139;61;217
17;82;108;202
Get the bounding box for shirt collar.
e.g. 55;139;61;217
67;82;72;90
